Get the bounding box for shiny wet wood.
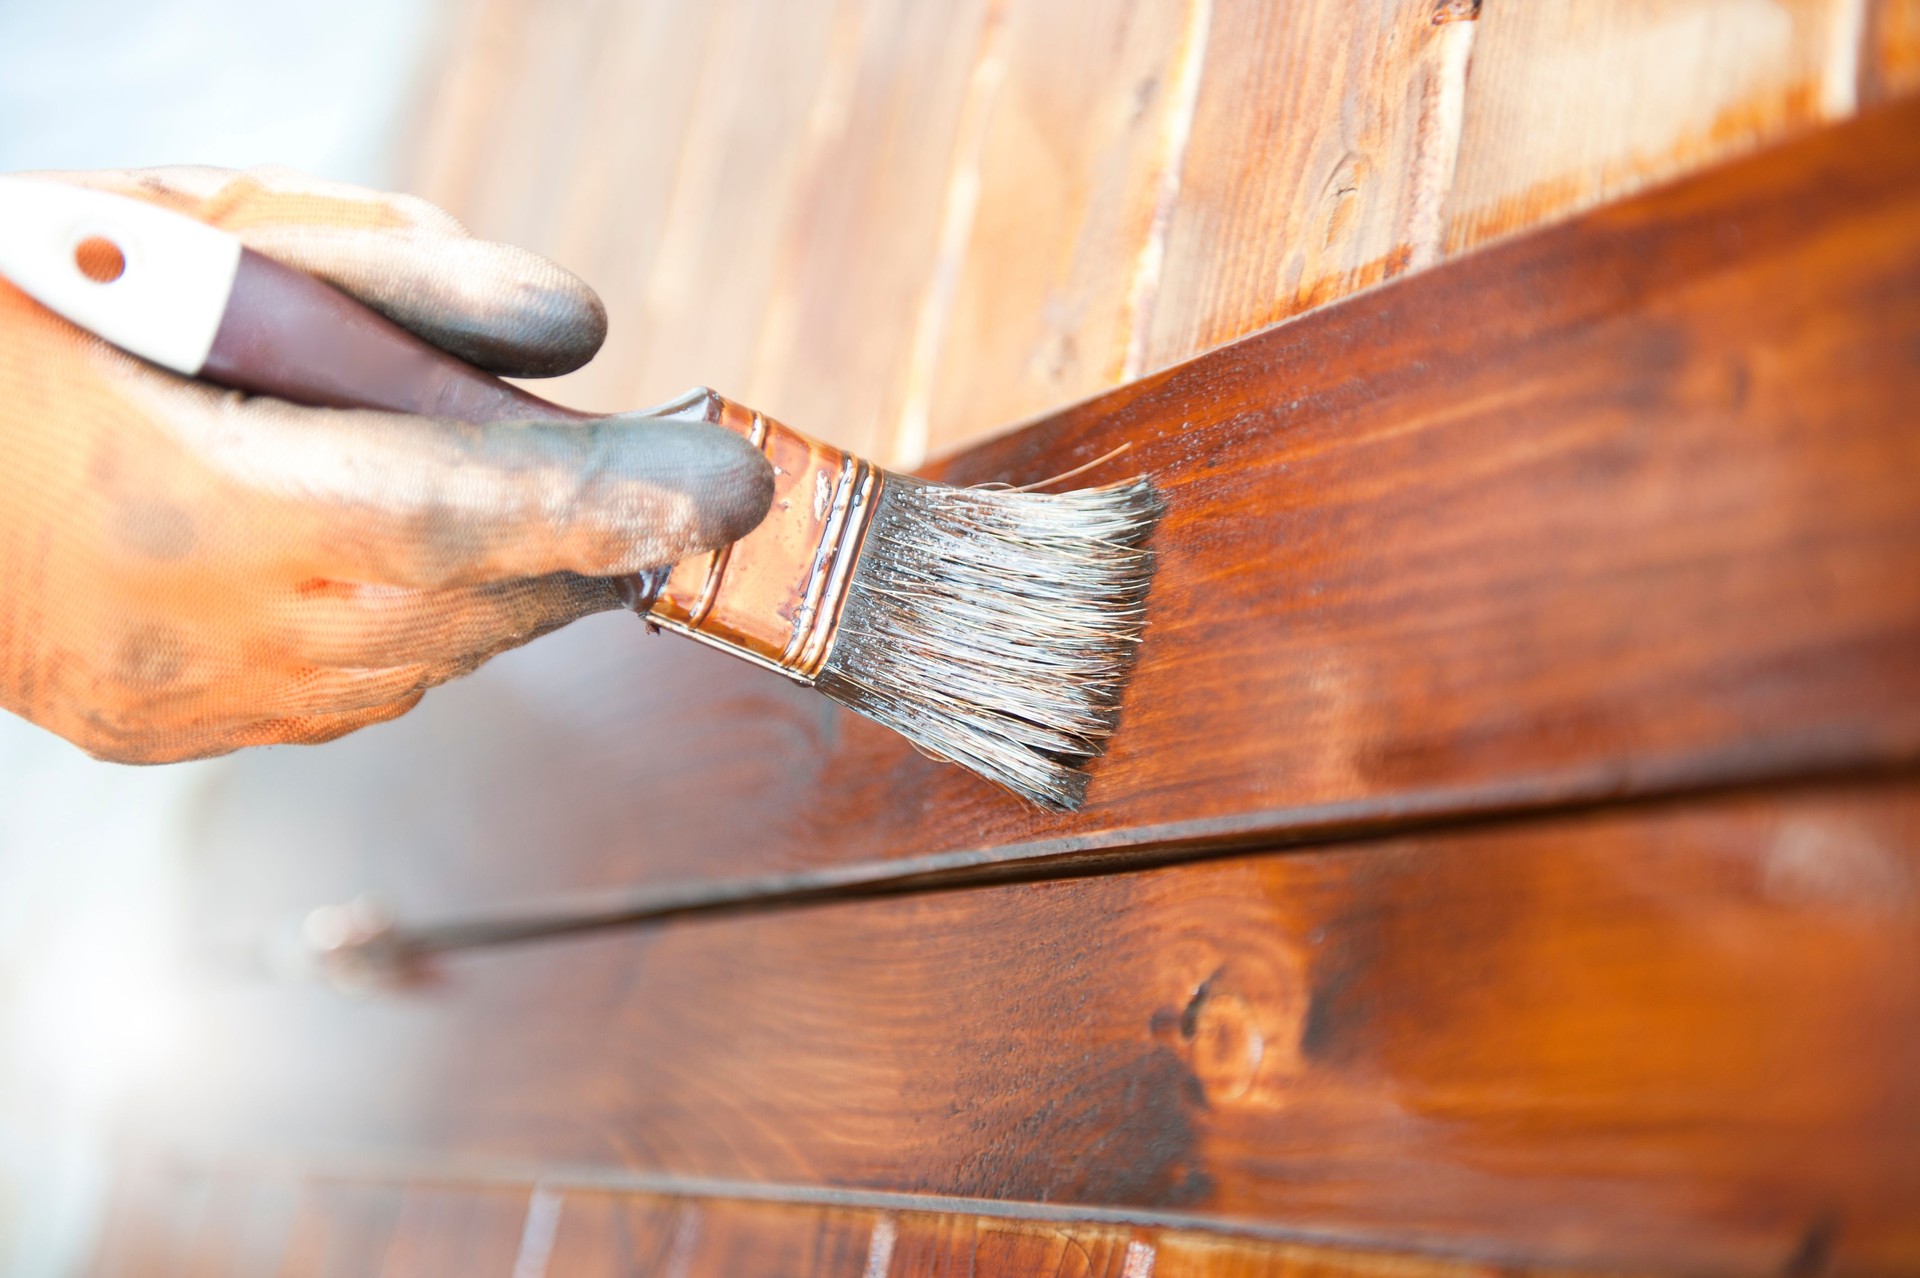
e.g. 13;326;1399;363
141;780;1920;1274
187;99;1920;927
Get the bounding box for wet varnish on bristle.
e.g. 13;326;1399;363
815;474;1162;809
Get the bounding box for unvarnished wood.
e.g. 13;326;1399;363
596;0;846;419
1137;0;1461;378
403;0;721;415
916;0;1205;457
1443;0;1867;255
1868;0;1920;97
186;101;1920;925
401;0;1899;461
145;782;1920;1273
740;0;999;464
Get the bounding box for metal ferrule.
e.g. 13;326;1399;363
640;389;883;683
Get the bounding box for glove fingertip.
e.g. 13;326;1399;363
445;256;608;377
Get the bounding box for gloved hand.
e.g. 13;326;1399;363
0;165;773;763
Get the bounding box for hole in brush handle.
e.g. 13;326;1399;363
73;235;127;284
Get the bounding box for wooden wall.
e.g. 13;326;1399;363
403;0;1910;463
78;5;1920;1276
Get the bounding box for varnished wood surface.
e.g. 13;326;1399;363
184;101;1920;928
146;780;1920;1273
90;1162;1546;1278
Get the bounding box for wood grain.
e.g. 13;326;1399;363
401;0;723;414
1443;0;1868;255
1866;0;1920;97
916;0;1206;457
398;0;1899;459
144;782;1920;1273
542;1191;1541;1277
599;0;847;416
1138;0;1462;376
89;1174;1552;1277
742;0;1000;462
186;101;1920;927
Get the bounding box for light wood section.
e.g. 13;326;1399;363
403;0;718;415
915;0;1206;457
741;0;1000;463
398;0;1902;459
597;0;848;421
1135;0;1467;379
1868;0;1920;97
1443;0;1870;254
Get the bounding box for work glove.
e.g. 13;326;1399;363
0;165;773;763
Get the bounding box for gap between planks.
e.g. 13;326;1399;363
140;1150;1593;1274
257;758;1920;968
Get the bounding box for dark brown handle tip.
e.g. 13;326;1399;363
203;249;586;424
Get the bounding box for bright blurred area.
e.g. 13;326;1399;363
0;1;439;1272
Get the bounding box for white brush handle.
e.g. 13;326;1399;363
0;176;242;376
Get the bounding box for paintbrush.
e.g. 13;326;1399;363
0;176;1159;808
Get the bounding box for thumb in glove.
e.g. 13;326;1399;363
0;165;773;763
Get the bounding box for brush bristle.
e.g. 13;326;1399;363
815;473;1162;809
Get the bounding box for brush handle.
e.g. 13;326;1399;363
204;248;877;682
208;248;586;424
0;176;880;681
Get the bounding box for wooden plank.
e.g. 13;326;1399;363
148;782;1920;1272
401;0;722;413
742;0;998;462
1866;0;1920;98
373;1184;530;1276
1138;0;1465;378
86;1156;208;1278
1443;0;1868;255
184;101;1920;926
529;1189;1614;1274
269;1183;403;1278
916;0;1206;457
97;1178;1550;1277
179;1174;299;1278
603;0;848;416
395;0;1893;454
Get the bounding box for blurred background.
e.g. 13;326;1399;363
0;3;437;1273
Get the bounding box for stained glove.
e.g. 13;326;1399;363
0;165;773;763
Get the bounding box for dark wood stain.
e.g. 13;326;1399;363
129;781;1920;1274
179;99;1920;933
